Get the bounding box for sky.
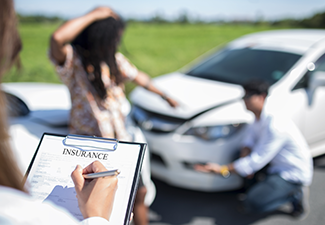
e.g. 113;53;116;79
14;0;325;22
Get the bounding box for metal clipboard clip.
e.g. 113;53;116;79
63;134;118;152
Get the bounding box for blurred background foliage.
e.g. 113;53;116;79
3;11;325;96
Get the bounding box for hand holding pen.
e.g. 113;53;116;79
71;161;119;221
83;169;120;179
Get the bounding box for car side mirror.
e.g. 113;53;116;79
307;71;325;105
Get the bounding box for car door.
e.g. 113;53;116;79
304;54;325;144
292;54;325;147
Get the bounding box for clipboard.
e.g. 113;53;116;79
24;132;147;225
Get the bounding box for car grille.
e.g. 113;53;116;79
151;152;167;167
130;105;187;133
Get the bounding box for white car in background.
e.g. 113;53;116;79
3;83;155;206
130;29;325;192
3;83;71;173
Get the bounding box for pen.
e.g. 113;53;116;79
83;169;120;179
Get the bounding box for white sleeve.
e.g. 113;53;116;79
234;119;287;177
241;123;255;148
38;201;112;225
25;199;111;225
42;200;111;225
0;186;112;225
81;217;111;225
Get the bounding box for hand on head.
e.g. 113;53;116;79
71;160;118;221
89;6;119;21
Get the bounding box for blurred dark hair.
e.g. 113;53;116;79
71;16;126;99
242;80;270;96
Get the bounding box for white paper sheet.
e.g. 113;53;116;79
26;134;144;225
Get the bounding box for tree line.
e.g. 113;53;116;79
17;10;325;28
271;11;325;28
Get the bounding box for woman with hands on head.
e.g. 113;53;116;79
50;6;178;225
50;6;178;140
0;1;118;224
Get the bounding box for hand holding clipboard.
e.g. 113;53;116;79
25;133;147;225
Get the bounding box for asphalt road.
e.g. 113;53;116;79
148;155;325;225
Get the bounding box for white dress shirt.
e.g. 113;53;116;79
233;110;313;186
0;186;111;225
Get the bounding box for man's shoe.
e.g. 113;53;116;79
290;186;310;220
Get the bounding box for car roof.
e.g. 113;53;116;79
228;29;325;55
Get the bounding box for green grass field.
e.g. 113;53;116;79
3;22;283;96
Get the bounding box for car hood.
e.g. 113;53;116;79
1;82;71;111
2;82;71;126
130;72;244;119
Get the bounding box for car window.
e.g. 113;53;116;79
293;53;325;90
187;48;301;85
3;92;30;117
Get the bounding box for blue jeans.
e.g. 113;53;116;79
243;174;302;213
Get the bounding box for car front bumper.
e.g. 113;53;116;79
142;128;246;192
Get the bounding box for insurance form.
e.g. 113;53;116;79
25;133;146;225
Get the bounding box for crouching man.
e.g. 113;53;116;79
195;80;313;219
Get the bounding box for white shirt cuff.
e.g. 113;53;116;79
233;157;254;177
81;217;111;225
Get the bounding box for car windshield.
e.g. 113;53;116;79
186;48;301;85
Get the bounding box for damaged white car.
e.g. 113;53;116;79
130;29;325;191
